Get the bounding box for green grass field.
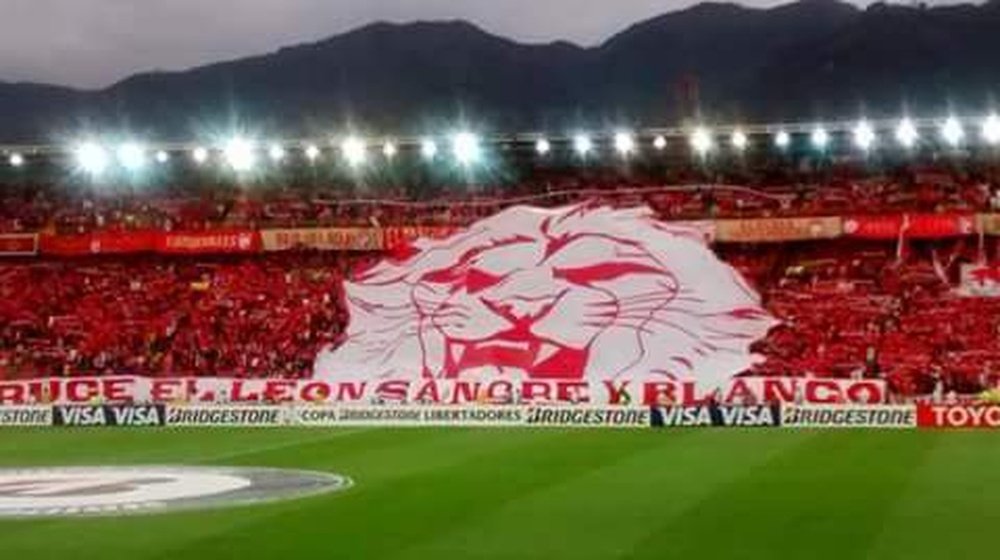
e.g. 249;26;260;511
1;428;998;559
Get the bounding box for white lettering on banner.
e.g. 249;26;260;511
293;406;527;427
0;406;51;426
165;406;286;427
659;407;714;427
107;405;163;427
52;405;166;427
57;406;106;426
928;405;1000;428
0;376;887;407
718;406;777;427
522;407;650;428
782;405;916;428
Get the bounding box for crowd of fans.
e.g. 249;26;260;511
0;253;361;380
727;241;1000;398
1;241;997;398
3;166;1000;233
2;165;1000;398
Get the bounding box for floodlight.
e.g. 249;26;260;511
941;117;964;147
811;127;829;150
117;142;145;170
304;144;320;161
155;150;169;164
8;153;24;167
775;131;791;149
895;119;919;148
573;134;593;156
268;144;285;162
192;147;209;164
451;132;481;165
853;120;876;151
653;135;667;150
731;130;748;151
535;138;551;155
614;132;635;156
223;137;255;172
383;141;398;158
76;142;109;175
341;137;367;167
982;114;1000;145
690;127;713;155
421;139;438;160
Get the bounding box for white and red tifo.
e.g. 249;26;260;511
314;205;777;393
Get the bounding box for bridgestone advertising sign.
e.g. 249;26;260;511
782;405;916;428
0;406;52;426
165;406;285;427
523;407;651;428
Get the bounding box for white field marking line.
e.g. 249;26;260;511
191;428;373;464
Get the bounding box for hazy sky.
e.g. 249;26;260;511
0;0;972;89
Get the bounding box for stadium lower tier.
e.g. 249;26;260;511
3;238;998;397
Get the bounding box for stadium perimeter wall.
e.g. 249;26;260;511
4;213;1000;257
0;403;996;429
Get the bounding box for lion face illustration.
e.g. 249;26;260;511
314;205;776;391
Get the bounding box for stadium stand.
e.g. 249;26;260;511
2;165;999;233
2;167;1000;399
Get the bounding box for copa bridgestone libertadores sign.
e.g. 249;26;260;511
0;466;351;518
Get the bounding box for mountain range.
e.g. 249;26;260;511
3;0;1000;143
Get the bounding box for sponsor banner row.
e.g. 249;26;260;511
52;405;166;427
38;230;261;256
843;214;976;239
714;217;841;243
695;213;1000;242
652;404;1000;429
782;405;917;428
916;404;1000;428
260;228;383;252
0;376;887;407
0;405;650;428
0;406;52;426
12;403;1000;429
20;226;462;257
0;233;38;256
653;405;781;427
0;405;168;427
165;406;537;427
261;226;461;252
652;404;915;428
10;214;1000;259
172;405;652;428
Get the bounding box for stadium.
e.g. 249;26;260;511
4;1;1000;558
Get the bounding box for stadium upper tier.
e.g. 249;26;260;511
1;168;998;234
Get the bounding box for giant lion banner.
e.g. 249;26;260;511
314;205;780;403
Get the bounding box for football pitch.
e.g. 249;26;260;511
1;428;998;559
